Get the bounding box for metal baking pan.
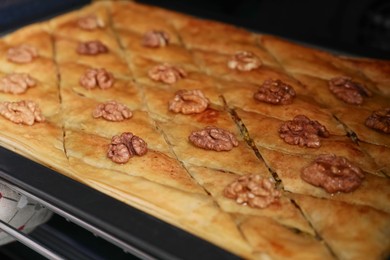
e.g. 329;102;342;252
0;1;239;258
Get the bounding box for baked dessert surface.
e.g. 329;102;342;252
0;1;389;259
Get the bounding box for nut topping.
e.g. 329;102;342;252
365;108;390;134
107;132;148;164
189;126;239;151
0;73;36;94
7;45;38;63
77;41;108;55
254;79;296;105
148;63;186;84
92;101;132;121
227;51;262;71
79;68;114;89
142;30;170;48
224;174;281;208
301;154;365;193
328;76;372;105
279;115;330;148
168;89;209;114
0;100;45;125
77;15;104;30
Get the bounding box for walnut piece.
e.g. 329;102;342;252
301;154;365;193
142;30;169;48
7;45;38;63
0;100;45;125
328;76;372;105
0;73;36;94
227;51;261;71
77;41;108;55
168;89;209;114
92;101;132;121
107;132;148;164
279;115;330;148
79;68;114;89
148;63;186;84
77;15;104;30
224;174;281;208
365;108;390;134
189;126;239;151
254;79;296;105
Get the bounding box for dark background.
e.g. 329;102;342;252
139;0;390;59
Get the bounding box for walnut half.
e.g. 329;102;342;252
168;89;209;114
0;73;36;94
279;115;330;148
224;174;281;209
77;15;104;30
92;101;132;121
189;126;239;151
142;30;170;48
365;108;390;134
7;44;38;63
328;76;372;105
107;132;148;164
79;68;114;89
227;51;262;71
0;100;45;125
77;41;108;55
254;79;296;105
148;63;186;84
301;154;365;193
